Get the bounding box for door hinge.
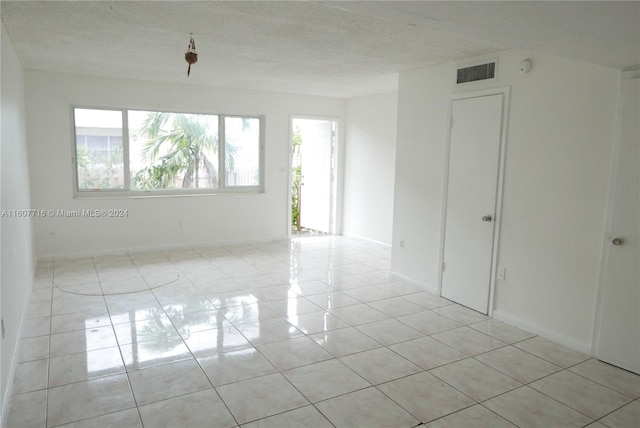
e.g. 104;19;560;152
1;317;5;339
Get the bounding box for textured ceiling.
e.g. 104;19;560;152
1;1;639;98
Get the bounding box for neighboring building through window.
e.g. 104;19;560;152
75;109;125;190
73;108;264;196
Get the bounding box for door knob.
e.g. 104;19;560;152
612;237;624;246
482;215;492;222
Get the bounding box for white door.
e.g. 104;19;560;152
441;94;504;314
596;78;640;374
297;119;333;233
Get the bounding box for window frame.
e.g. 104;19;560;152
72;106;265;198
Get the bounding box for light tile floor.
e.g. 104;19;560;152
5;236;640;427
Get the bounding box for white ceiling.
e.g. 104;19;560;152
1;1;639;98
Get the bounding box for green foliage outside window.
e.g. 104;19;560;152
291;127;302;230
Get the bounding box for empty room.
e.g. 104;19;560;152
1;1;639;427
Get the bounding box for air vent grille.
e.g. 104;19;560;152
457;62;496;84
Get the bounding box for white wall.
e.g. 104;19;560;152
1;22;35;420
25;71;346;257
343;92;397;245
391;49;619;352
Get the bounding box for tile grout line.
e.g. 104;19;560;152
152;248;243;428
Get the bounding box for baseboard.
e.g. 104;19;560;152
36;235;288;261
492;309;592;355
341;232;391;248
39;233;396;261
390;271;438;295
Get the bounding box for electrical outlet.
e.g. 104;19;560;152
400;240;405;249
497;267;506;281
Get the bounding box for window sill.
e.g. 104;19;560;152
73;187;265;199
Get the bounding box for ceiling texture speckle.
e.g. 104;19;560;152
1;1;639;98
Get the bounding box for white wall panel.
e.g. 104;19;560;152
1;22;35;419
392;49;619;352
343;92;397;245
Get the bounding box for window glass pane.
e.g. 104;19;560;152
225;117;260;187
75;109;124;190
128;111;219;190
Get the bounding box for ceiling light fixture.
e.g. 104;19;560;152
185;34;198;77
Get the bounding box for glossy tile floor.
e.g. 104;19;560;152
6;236;640;427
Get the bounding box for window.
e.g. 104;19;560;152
224;117;261;187
128;111;219;191
75;109;124;190
73;108;264;195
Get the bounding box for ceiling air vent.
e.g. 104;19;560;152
456;62;496;84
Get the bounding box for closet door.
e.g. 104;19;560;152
441;93;504;314
596;78;640;374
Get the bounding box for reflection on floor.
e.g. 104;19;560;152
6;236;640;427
291;227;328;237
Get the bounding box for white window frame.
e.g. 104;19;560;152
72;106;265;198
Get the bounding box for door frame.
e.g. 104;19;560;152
437;87;511;316
591;69;640;359
288;115;343;237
